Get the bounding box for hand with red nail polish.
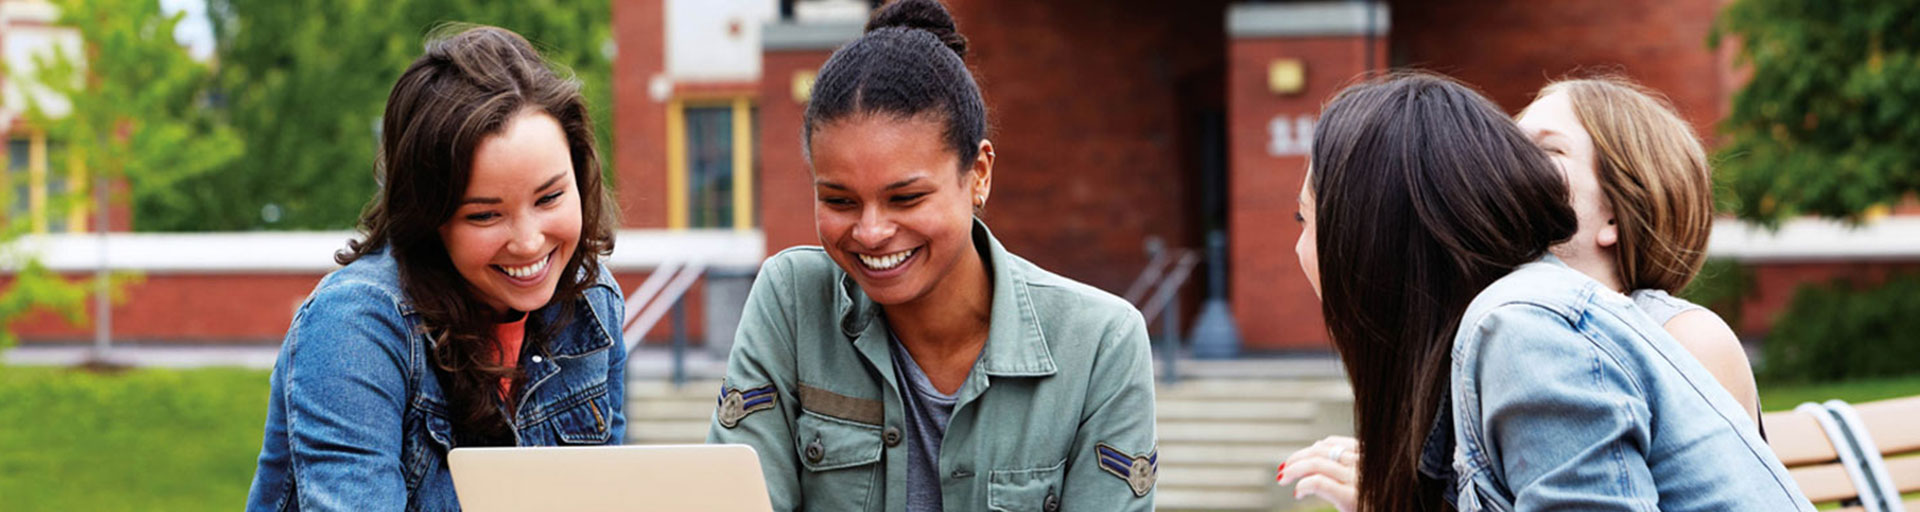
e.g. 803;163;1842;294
1277;436;1359;512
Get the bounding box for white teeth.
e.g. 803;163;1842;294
857;248;915;271
500;254;550;279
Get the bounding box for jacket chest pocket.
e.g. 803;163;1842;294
544;385;614;445
988;459;1066;512
794;411;883;511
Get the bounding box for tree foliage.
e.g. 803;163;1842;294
0;0;238;351
1712;2;1920;226
149;0;614;231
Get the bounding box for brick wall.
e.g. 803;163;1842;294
1391;0;1732;132
8;271;707;345
611;0;671;229
757;50;832;254
1227;33;1385;350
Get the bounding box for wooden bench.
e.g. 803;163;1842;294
1765;396;1920;511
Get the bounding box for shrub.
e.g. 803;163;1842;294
1760;272;1920;383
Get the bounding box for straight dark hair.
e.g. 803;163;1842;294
338;25;616;445
1309;72;1577;511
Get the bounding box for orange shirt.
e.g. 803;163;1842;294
494;315;527;400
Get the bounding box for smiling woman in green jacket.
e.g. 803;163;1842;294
704;1;1159;511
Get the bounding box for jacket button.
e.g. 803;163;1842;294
882;427;902;447
804;439;825;463
1043;491;1060;512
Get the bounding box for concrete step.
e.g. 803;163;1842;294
1159;443;1307;467
630;420;710;444
1159;465;1280;489
1158;421;1320;444
1156;399;1319;421
627;380;723;398
1156;379;1353;401
1156;487;1292;511
629;399;719;420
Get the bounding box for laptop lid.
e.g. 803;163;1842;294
449;444;773;512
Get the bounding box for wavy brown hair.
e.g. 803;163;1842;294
337;25;616;445
1535;77;1714;294
1309;72;1577;511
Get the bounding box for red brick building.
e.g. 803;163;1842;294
9;0;1915;351
608;0;1920;351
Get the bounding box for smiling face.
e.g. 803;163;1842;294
809;114;991;306
1518;90;1621;290
438;109;583;314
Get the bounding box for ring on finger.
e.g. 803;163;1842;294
1327;445;1347;465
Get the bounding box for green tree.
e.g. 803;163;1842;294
1713;2;1920;226
0;0;240;351
157;0;614;231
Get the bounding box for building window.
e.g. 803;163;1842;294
4;131;79;234
686;105;734;228
669;97;758;231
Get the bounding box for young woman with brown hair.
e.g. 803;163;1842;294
246;25;625;510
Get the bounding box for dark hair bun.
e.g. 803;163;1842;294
866;0;968;58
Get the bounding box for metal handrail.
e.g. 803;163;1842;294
1123;251;1174;306
1140;251;1199;327
1128;247;1200;385
622;260;683;329
624;260;707;387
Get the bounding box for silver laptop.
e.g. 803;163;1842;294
449;444;773;512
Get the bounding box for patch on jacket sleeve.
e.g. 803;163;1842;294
717;382;778;429
1097;442;1158;497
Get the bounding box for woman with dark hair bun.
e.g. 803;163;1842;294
245;25;626;510
1278;72;1810;511
707;1;1158;510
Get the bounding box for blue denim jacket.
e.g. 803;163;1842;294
1422;256;1811;511
245;248;627;511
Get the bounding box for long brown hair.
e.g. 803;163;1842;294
1308;72;1577;511
1537;77;1714;293
337;25;616;445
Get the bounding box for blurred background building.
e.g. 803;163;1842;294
2;0;1915;354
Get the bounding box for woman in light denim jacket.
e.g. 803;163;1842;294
1282;73;1810;511
246;26;626;511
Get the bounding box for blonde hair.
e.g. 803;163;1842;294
1538;77;1714;293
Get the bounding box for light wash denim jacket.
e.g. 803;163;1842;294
1423;255;1812;511
245;247;626;511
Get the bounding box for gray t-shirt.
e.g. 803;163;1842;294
1630;288;1706;326
890;333;964;512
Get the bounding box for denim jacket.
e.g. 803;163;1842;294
245;248;627;511
708;219;1159;511
1421;255;1811;511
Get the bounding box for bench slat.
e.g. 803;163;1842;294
1766;408;1842;466
1790;462;1864;504
1852;396;1920;455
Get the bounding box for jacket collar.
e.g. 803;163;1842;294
835;217;1057;378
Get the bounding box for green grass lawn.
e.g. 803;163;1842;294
1759;373;1920;412
0;365;271;511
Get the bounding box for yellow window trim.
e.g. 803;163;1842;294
666;96;757;232
29;130;46;234
8;129;89;234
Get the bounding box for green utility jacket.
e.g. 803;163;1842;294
708;221;1159;512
